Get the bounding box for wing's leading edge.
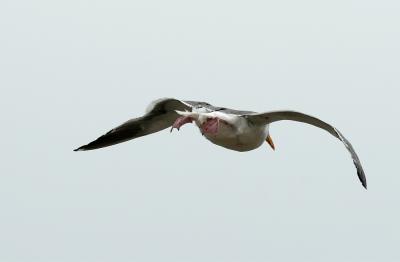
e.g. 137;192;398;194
74;98;191;151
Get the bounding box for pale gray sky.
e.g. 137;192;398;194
1;0;399;261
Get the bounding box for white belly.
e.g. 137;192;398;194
203;118;268;152
176;109;269;152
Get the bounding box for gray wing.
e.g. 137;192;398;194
184;100;255;115
74;98;192;151
246;111;367;189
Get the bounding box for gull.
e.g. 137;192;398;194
74;98;367;189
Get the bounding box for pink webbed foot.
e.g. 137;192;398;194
201;118;220;135
170;116;193;132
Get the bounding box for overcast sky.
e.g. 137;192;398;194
1;0;399;261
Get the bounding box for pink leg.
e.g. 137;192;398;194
170;116;193;132
201;118;220;134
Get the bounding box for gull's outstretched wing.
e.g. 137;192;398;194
74;98;193;151
246;111;367;189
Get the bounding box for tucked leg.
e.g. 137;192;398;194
170;116;193;132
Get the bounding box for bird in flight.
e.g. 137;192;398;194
74;98;367;189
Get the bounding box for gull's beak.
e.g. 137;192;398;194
266;134;275;150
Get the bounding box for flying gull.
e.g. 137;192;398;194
74;98;367;189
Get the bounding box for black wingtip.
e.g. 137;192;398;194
362;180;368;190
361;181;367;190
73;146;86;152
357;168;367;190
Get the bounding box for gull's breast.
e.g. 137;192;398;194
203;116;268;152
